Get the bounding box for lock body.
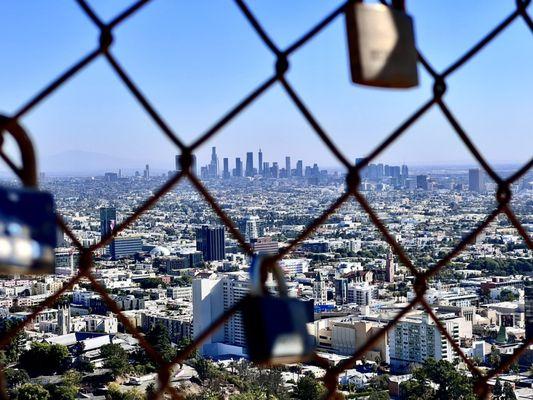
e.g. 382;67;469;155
242;294;315;364
346;3;418;88
0;186;56;274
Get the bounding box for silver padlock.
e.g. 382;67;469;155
345;0;419;88
242;255;315;364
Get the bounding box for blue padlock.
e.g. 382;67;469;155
242;256;315;364
0;117;56;275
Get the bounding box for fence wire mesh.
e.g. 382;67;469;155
0;0;532;399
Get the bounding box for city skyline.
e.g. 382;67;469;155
0;2;531;399
0;1;531;174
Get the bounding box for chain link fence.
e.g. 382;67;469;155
0;0;532;398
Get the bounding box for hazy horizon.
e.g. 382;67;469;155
0;1;531;177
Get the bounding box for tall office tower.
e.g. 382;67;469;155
385;250;395;283
401;164;409;178
244;215;259;242
118;169;122;179
208;147;219;178
272;162;279;178
175;154;197;175
263;162;270;177
285;156;291;178
384;164;391;176
367;164;378;180
222;158;230;179
416;175;428;190
391;166;401;178
355;158;367;179
57;304;71;335
143;164;150;179
196;226;225;261
100;207;117;239
469;168;482;192
245;152;254;177
334;278;348;305
376;163;384;179
296;160;303;177
233;157;243;177
258;149;263;174
526;286;533;341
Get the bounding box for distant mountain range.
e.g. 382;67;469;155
39;150;168;176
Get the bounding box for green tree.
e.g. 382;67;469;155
400;359;475;400
0;320;27;362
369;391;391;400
73;357;95;373
45;370;81;400
499;289;518;302
106;382;146;400
145;323;176;362
488;347;501;367
19;342;70;377
369;374;389;391
4;368;29;388
502;382;517;400
493;378;503;399
191;356;217;382
100;343;131;378
292;372;326;400
17;383;50;400
139;278;167;289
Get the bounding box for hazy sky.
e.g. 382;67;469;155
1;0;531;174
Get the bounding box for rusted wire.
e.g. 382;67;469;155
0;0;530;399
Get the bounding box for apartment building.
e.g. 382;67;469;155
389;314;461;372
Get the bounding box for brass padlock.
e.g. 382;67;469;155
345;0;419;88
0;117;56;275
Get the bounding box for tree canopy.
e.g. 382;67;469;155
400;359;476;400
19;342;70;377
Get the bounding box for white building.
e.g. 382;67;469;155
279;259;309;276
389;313;461;371
54;249;79;276
244;215;259;242
347;282;376;306
193;275;249;357
85;315;118;334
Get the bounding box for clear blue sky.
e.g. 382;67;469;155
0;0;531;174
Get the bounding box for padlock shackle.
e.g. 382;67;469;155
391;0;405;12
354;1;406;12
250;255;288;297
0;116;38;188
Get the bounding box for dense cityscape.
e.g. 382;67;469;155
0;148;531;400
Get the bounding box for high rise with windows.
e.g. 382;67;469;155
245;152;254;177
389;314;460;371
469;168;482;192
192;276;249;356
196;226;225;261
222;158;230;179
234;157;243;177
244;215;259;243
99;207;117;239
